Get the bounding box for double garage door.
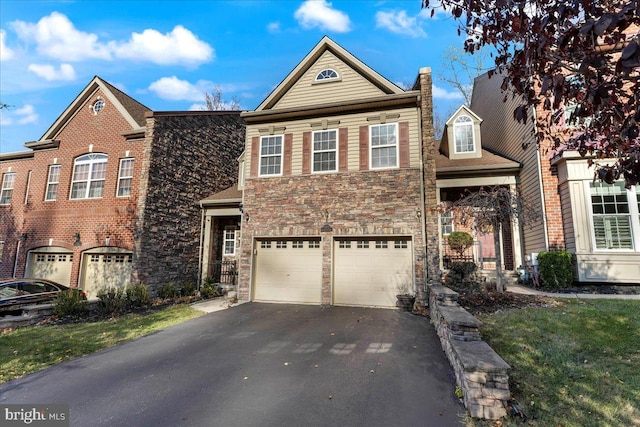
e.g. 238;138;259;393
253;237;413;307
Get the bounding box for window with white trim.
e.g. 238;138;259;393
589;181;640;250
70;153;107;199
313;130;337;173
259;135;283;176
453;115;475;153
45;165;61;201
224;228;236;256
0;173;16;205
370;123;398;169
315;69;339;81
441;211;454;235
117;158;134;197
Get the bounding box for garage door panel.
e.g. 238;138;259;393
254;239;322;304
27;252;72;286
334;238;412;308
82;253;132;298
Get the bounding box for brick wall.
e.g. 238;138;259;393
0;88;142;284
238;169;426;303
134;112;245;290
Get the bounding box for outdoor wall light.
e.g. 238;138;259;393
20;233;28;241
105;236;111;246
73;232;82;246
245;212;250;222
416;209;422;219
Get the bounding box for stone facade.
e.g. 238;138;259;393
428;284;511;420
134;112;245;290
238;169;426;302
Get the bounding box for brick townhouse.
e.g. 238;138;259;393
0;76;245;296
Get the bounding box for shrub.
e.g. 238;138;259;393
54;289;87;317
447;231;474;257
200;282;220;299
158;283;179;299
97;287;127;315
449;261;478;280
126;283;150;308
179;282;196;297
537;251;574;289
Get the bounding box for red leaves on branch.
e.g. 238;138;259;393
423;0;640;186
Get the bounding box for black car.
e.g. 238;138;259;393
0;278;86;314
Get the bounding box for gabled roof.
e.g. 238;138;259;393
445;104;482;125
200;186;242;207
39;76;151;143
256;36;403;111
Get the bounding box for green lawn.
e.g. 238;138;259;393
0;304;203;383
478;299;640;427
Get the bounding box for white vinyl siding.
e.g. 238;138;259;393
116;158;134;197
312;130;337;173
589;181;640;251
370;123;398;169
453;115;475;153
0;173;16;205
45;165;61;201
259;135;283;176
70;153;107;199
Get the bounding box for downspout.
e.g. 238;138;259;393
12;240;21;278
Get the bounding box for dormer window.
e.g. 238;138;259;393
315;69;339;81
453;115;475;153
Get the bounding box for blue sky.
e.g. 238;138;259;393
0;0;469;154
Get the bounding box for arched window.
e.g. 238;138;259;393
453;115;475;153
315;69;339;81
70;153;108;199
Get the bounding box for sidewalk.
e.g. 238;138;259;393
508;284;640;300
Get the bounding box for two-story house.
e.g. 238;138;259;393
471;56;640;284
0;76;245;296
201;36;438;307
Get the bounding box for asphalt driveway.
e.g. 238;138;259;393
0;303;465;426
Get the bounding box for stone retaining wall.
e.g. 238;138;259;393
428;284;511;420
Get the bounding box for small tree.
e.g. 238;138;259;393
447;231;474;259
447;186;542;292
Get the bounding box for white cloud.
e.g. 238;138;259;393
0;29;15;61
267;22;281;34
111;25;214;65
294;0;351;33
27;63;76;81
11;12;213;66
148;76;213;101
375;10;426;38
0;104;38;126
432;85;464;100
12;12;111;61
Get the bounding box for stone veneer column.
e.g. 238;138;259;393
419;67;440;285
321;228;333;305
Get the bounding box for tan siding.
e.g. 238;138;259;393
559;182;575;252
471;74;546;255
273;51;387;110
244;107;420;178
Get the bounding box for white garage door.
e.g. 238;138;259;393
253;238;322;304
27;250;73;286
81;252;133;298
333;238;413;308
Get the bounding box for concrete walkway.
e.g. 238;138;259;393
508;284;640;300
189;297;233;313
